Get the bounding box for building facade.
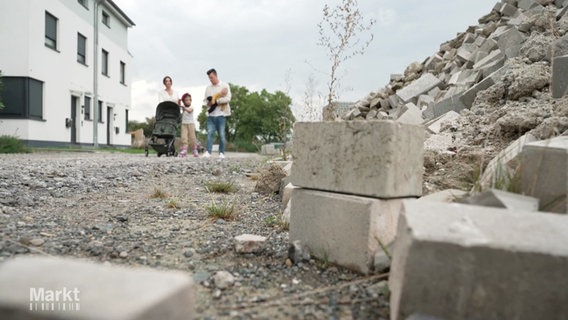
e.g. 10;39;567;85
0;0;135;147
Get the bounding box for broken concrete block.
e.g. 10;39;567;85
478;133;537;191
479;56;506;79
419;189;468;203
280;182;297;210
460;66;507;107
518;0;539;10
423;94;466;121
291;121;425;198
459;189;539;211
500;2;519;16
396;73;443;104
552;55;568;98
235;234;267;254
0;256;195;320
479;38;498;53
473;49;504;70
289;188;404;274
396;103;423;125
426;110;460;134
416;94;434;109
521;136;568;213
389;200;568;320
496;28;525;58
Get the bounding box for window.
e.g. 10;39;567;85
77;33;87;64
98;101;103;123
0;77;43;120
84;96;91;120
78;0;88;9
120;61;126;84
102;49;109;76
125;109;129;130
102;11;110;27
45;12;58;50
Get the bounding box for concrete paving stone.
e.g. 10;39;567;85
496;28;525;58
396;73;443;104
396;103;424;125
473;49;504;70
458;188;539;211
289;188;404;274
478;133;537;191
291;121;425;198
521;136;568;213
389;200;568;320
0;256;195;320
552;55;568;98
460;66;507;107
425;110;461;134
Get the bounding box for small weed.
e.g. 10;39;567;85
0;135;30;153
165;198;180;209
204;181;238;193
264;215;280;227
320;251;330;270
150;187;168;199
207;200;237;220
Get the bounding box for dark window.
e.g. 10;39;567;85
120;61;125;84
102;11;110;27
45;11;58;50
0;77;43;120
98;101;103;123
84;96;91;120
78;0;88;9
125;109;129;130
77;33;87;64
102;49;109;76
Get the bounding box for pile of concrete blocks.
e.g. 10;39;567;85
389;200;568;320
0;256;195;320
342;0;568;123
288;121;425;274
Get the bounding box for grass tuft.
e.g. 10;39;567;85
204;181;238;193
207;200;237;220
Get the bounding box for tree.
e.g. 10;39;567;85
317;0;375;120
197;83;295;147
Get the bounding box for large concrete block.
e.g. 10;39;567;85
521;136;568;213
289;188;403;274
0;256;195;320
390;200;568;320
396;73;443;104
552;55;568;98
460;66;506;107
396;103;424;125
478;133;537;191
496;28;525;58
291;121;425;198
423;93;466;120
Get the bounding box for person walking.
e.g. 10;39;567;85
158;75;181;104
203;68;231;158
179;93;198;158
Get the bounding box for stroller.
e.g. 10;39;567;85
145;101;181;157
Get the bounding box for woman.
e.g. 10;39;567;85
158;75;181;104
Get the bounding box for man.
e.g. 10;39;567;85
203;68;231;158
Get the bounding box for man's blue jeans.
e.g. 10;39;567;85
206;116;226;154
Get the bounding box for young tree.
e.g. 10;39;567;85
317;0;375;120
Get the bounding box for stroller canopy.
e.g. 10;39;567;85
155;101;181;122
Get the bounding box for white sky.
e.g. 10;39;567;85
113;0;499;123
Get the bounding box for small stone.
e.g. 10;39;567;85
214;270;235;289
235;234;267;254
30;238;45;246
213;289;222;299
285;258;293;268
183;250;194;258
119;251;128;258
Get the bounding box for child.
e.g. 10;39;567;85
179;93;198;158
206;87;229;114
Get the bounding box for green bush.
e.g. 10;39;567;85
0;135;29;153
227;139;259;153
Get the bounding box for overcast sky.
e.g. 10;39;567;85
113;0;498;123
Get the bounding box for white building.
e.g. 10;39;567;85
0;0;135;147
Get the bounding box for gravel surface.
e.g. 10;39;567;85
0;151;390;319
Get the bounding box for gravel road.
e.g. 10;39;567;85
0;151;390;319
